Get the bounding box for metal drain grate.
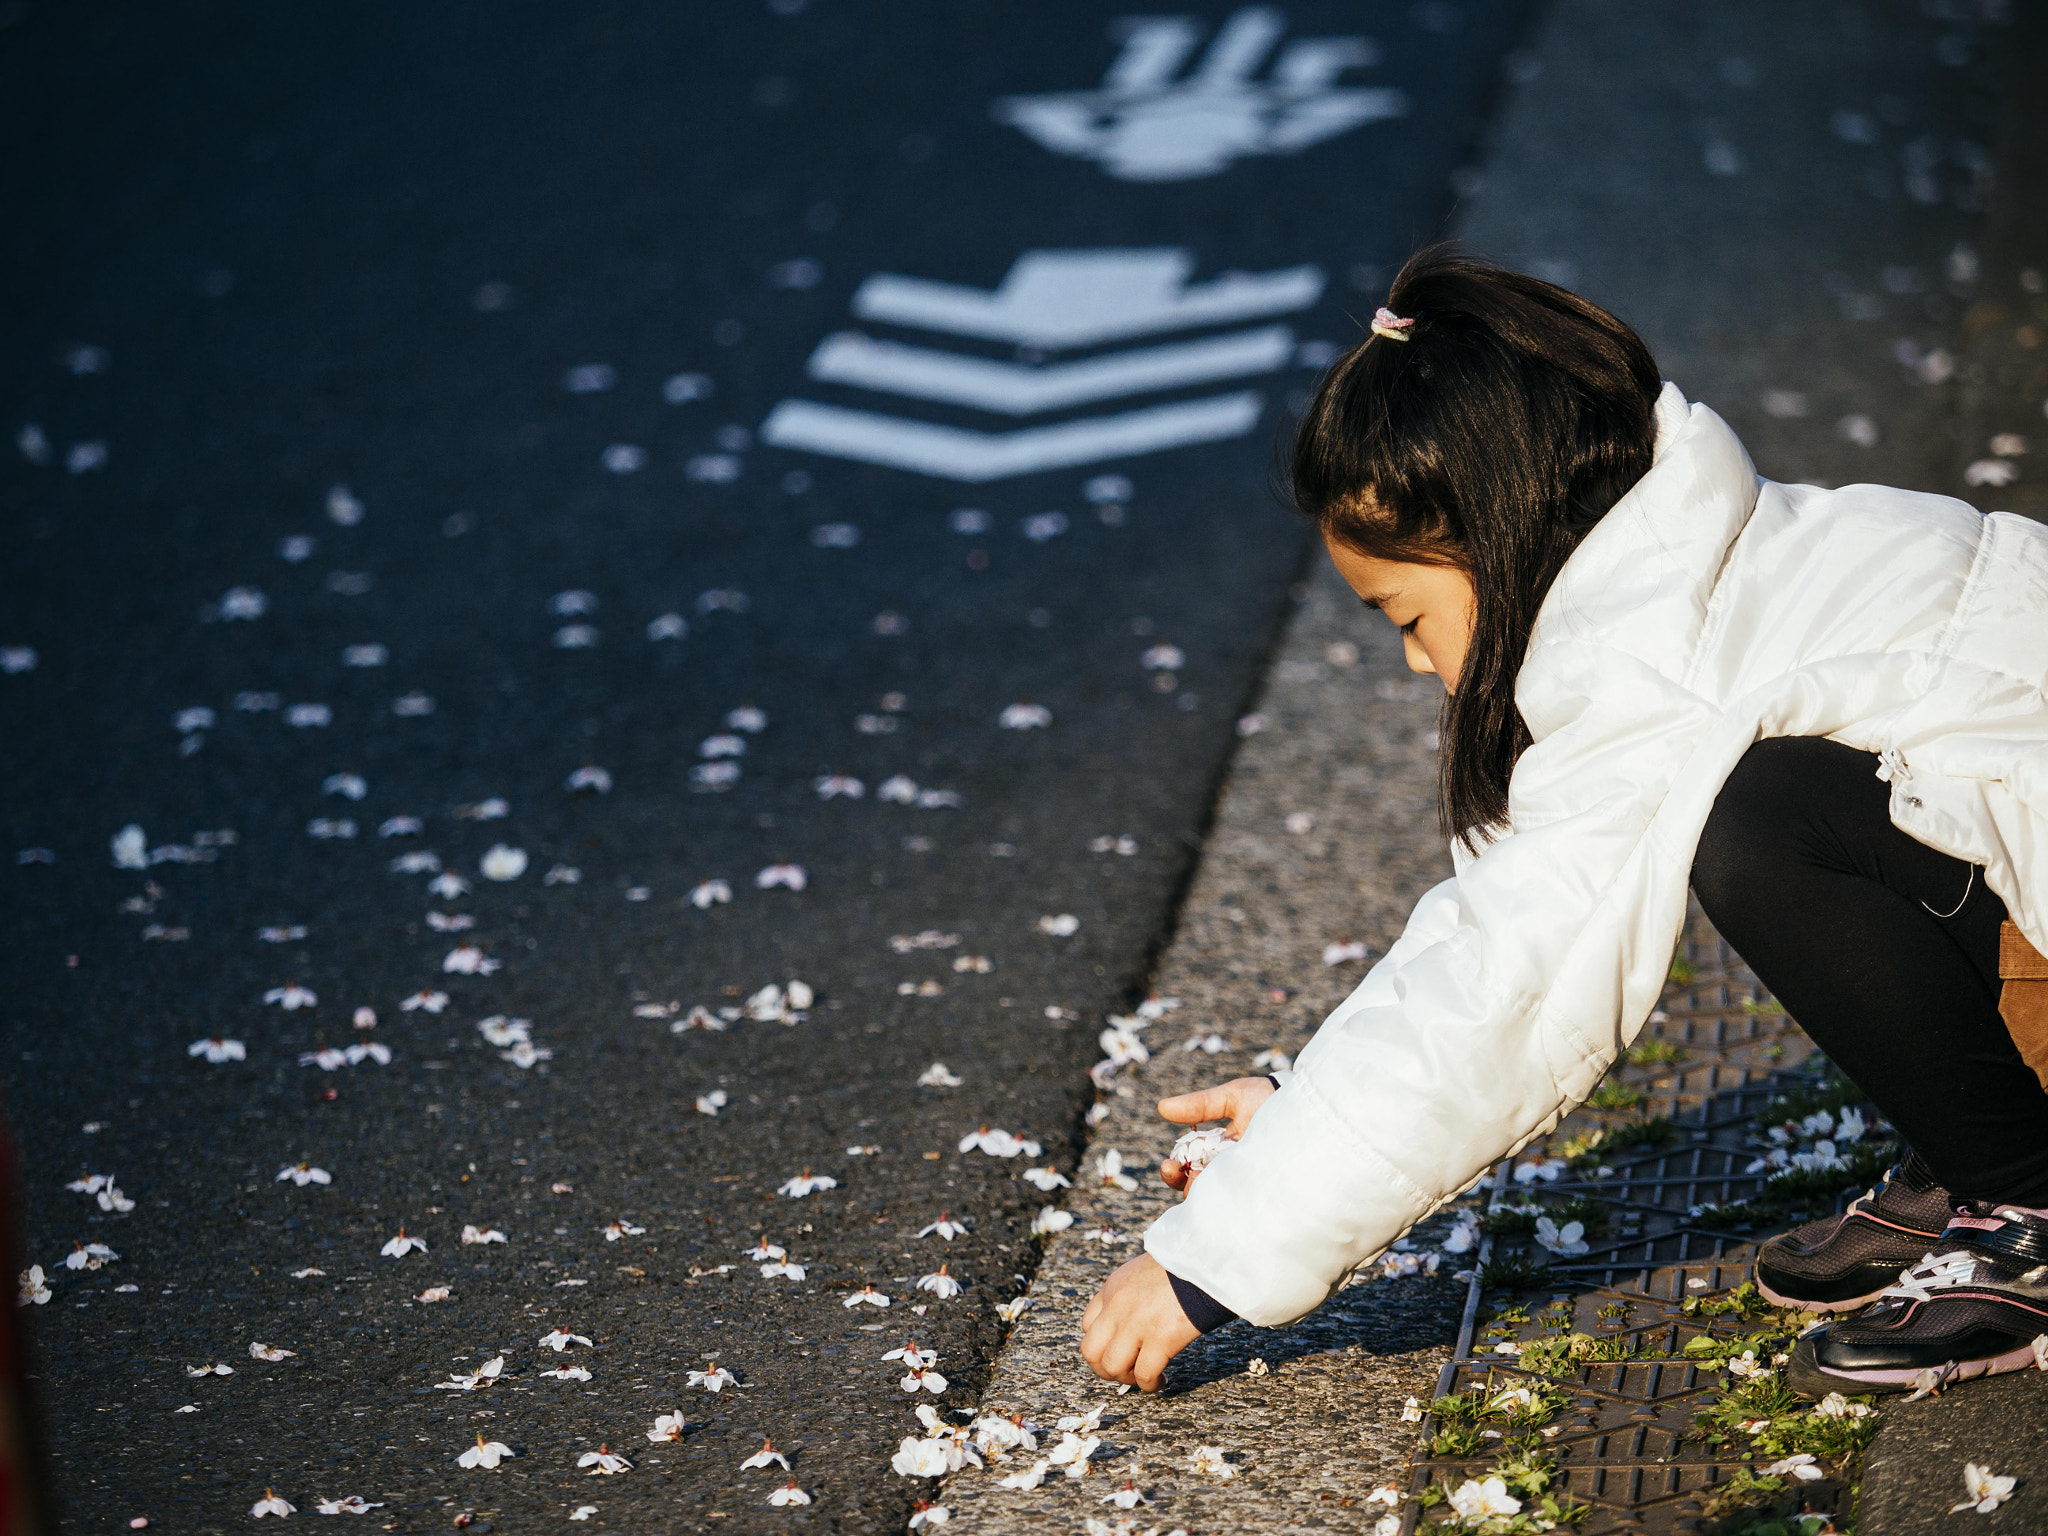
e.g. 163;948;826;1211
1403;905;1865;1533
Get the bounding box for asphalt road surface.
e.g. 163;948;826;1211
0;3;1527;1530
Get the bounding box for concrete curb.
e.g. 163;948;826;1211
934;562;1457;1532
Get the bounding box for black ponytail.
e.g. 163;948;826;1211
1289;245;1661;850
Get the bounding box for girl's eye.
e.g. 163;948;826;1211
1399;618;1420;637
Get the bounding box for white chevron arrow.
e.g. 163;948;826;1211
851;248;1323;348
803;324;1294;416
759;393;1264;482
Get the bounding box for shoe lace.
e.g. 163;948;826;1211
1880;1251;1976;1303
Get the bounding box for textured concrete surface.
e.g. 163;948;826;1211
935;562;1463;1532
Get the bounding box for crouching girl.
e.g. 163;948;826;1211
1080;247;2048;1398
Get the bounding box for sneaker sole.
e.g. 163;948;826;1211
1785;1334;2041;1397
1755;1275;1894;1315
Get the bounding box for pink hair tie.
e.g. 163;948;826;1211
1371;306;1416;342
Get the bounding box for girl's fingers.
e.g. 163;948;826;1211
1159;1158;1188;1191
1089;1332;1140;1385
1134;1341;1174;1393
1156;1087;1231;1125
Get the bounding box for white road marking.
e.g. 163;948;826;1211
759;393;1265;482
803;324;1294;416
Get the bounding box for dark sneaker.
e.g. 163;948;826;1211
1754;1152;1956;1313
1785;1204;2048;1396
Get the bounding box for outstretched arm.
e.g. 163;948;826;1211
1080;1075;1278;1389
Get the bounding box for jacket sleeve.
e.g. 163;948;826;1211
1143;643;1717;1325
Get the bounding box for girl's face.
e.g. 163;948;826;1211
1322;532;1478;693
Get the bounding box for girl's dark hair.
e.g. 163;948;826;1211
1289;245;1662;850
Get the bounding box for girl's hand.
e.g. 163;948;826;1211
1079;1253;1200;1392
1157;1075;1276;1193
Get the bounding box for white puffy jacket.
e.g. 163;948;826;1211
1145;382;2048;1327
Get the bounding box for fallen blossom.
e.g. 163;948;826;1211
313;1496;383;1514
1534;1216;1589;1257
999;703;1052;729
460;1224;508;1246
1246;1358;1269;1377
542;1365;592;1382
400;990;449;1013
843;1285;891;1309
760;1260;807;1280
1953;1463;2018;1515
436;1357;506;1391
959;1126;1041;1158
479;844;528;881
1101;1481;1150;1509
779;1170;838;1197
477;1016;529;1046
61;1242;117;1272
1049;1432;1100;1476
1031;1207;1074;1236
442;944;500;976
767;1482;812;1507
567;1506;597;1522
919;1213;968;1241
1448;1477;1521;1519
1814;1392;1872;1420
1169;1127;1227;1176
264;984;318;1010
689;879;732;908
741;1438;791;1471
1400;1396;1423;1423
995;1297;1031;1323
457;1435;514;1470
890;1438;954;1479
540;1329;593;1352
249;1343;295;1362
646;1411;688;1442
998;1459;1050;1490
918;1063;963;1088
578;1445;631;1475
17;1267;51;1305
1097;1149;1139;1192
1037;913;1080;937
189;1037;247;1063
755;863;807;891
1761;1454;1822;1483
187;1363;233;1377
686;1362;738;1391
415;1286;451;1303
603;1219;647;1242
745;1238;786;1261
250;1490;296;1518
379;1229;427;1258
1023;1166;1070;1191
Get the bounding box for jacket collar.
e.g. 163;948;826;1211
1523;382;1761;697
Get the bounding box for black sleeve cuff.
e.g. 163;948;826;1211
1168;1270;1239;1333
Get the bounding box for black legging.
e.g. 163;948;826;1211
1691;736;2048;1207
